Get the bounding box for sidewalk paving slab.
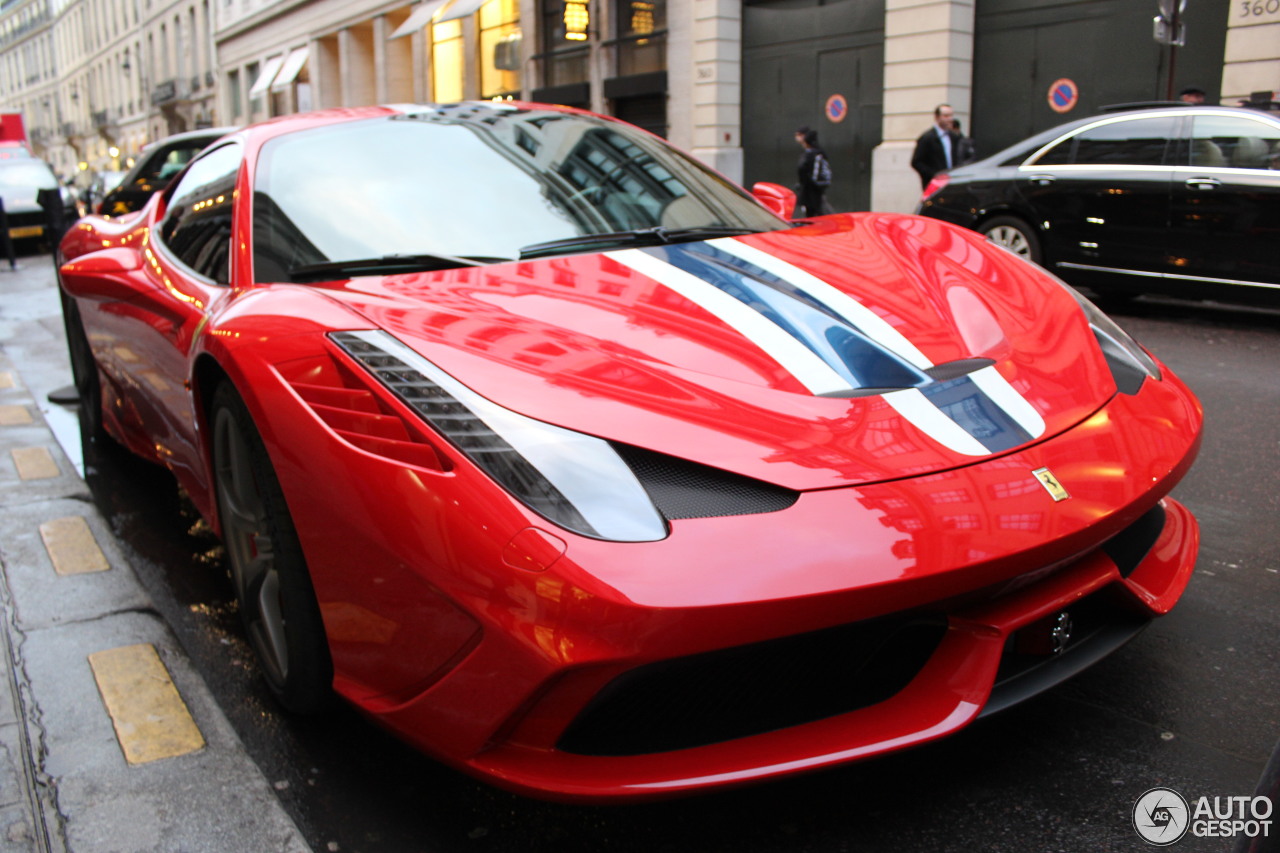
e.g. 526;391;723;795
1;257;313;852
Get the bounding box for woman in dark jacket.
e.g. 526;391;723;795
794;126;831;218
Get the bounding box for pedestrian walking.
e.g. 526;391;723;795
794;126;832;218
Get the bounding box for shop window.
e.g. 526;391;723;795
432;19;464;103
538;0;589;87
614;0;665;77
479;0;521;98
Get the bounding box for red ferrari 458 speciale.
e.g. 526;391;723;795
57;102;1202;801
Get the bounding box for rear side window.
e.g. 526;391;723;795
1031;116;1176;167
159;142;242;284
1187;115;1280;170
134;141;212;188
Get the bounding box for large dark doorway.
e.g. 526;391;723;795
972;0;1228;157
742;0;884;213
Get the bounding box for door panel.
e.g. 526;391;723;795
1015;114;1176;274
973;0;1227;157
742;0;883;212
1169;114;1280;288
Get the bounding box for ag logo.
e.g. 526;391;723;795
1133;787;1190;846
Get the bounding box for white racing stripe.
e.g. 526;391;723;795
607;248;856;397
611;241;1047;457
882;389;991;456
707;238;934;370
969;365;1046;439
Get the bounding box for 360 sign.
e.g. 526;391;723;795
1236;0;1280;21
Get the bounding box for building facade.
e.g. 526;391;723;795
1;0;218;178
3;0;1278;210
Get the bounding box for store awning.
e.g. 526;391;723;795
247;54;285;99
434;0;492;23
271;47;309;91
389;0;450;38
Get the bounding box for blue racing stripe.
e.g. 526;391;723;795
920;376;1035;453
644;243;929;392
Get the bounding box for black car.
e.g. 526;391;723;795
917;105;1280;305
97;126;236;216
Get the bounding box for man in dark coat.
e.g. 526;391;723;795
911;104;960;188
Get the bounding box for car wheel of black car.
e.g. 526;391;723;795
979;216;1042;265
60;292;108;441
211;382;332;713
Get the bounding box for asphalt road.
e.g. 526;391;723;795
48;263;1280;852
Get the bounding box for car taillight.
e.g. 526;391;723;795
921;173;950;200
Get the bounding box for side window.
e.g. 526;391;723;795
131;142;207;189
159;143;242;284
1189;116;1280;170
1035;117;1176;167
1031;137;1075;166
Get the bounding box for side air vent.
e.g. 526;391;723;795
611;443;799;520
1102;503;1166;578
279;353;450;472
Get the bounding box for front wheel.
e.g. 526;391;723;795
211;383;332;713
59;292;108;441
979;216;1042;265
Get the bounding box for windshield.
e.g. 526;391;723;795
251;104;784;281
0;161;58;193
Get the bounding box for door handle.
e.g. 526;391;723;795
1028;175;1056;186
1184;177;1221;190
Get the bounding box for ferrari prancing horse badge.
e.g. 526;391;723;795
1033;467;1070;502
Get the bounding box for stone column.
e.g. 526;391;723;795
1221;1;1280;105
686;0;742;183
870;0;973;213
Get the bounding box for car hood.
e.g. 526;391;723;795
317;213;1120;490
0;188;43;213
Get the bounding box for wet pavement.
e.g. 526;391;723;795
2;250;1277;852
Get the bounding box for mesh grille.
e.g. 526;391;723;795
611;443;799;520
558;614;948;756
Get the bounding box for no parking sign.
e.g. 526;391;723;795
1048;78;1079;113
825;94;848;123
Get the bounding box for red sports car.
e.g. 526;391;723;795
57;103;1202;802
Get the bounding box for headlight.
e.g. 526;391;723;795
330;330;668;542
1062;286;1161;394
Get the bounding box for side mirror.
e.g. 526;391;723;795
59;246;149;302
751;182;797;220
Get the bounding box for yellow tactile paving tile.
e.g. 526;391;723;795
11;446;60;480
39;516;111;576
88;644;206;764
0;372;14;389
0;404;33;425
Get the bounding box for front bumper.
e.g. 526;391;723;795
243;340;1202;802
462;497;1197;801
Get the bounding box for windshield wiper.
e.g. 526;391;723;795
288;253;506;282
518;225;762;260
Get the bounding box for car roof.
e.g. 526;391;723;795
138;126;239;155
959;104;1280;171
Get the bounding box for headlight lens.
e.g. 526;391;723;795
331;330;667;542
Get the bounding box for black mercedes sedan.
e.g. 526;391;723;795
916;105;1280;306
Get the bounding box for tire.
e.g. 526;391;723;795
211;383;332;713
59;292;107;441
979;216;1042;265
